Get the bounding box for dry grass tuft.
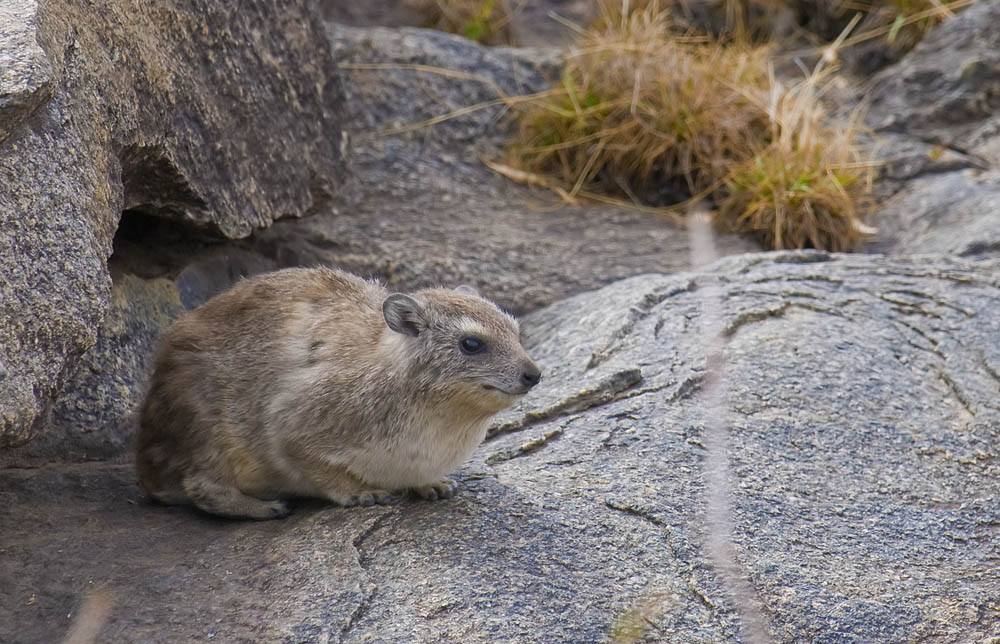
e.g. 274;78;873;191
407;0;515;44
503;1;877;251
508;4;771;200
718;69;875;252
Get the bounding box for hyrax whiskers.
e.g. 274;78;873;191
136;267;541;519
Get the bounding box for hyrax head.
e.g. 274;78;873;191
382;285;541;413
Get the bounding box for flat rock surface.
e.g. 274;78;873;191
3;252;998;643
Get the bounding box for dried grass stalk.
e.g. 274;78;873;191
504;0;878;251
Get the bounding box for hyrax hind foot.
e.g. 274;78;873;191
413;479;456;501
183;475;291;520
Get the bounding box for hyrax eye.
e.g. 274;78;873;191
460;337;486;355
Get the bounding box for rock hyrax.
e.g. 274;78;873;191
136;267;541;519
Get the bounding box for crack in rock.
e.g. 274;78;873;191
586;282;695;370
884;289;977;317
339;513;392;642
937;369;977;418
891;318;942;355
487;367;643;440
616;373;704;406
724;300;853;338
885;316;982;418
876;131;993;172
722;303;792;338
486;425;567;465
603;499;669;528
880;295;945;319
602;499;725;618
749;273;844;285
981;356;1000;390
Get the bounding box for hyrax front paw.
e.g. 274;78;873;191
266;500;292;519
413;479;456;501
331;489;393;507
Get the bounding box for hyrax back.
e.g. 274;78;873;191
136;267;540;519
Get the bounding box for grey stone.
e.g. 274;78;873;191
864;1;1000;259
500;251;1000;642
0;0;345;447
869;132;981;191
866;169;1000;257
322;0;427;29
0;274;185;467
866;0;1000;158
2;253;998;642
327;23;563;151
0;0;53;143
322;0;595;48
504;0;596;48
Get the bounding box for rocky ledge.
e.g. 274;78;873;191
3;252;997;643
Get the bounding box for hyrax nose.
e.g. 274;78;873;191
520;363;542;389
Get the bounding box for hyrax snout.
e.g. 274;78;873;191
135;267;540;519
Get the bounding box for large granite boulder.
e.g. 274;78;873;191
2;253;997;642
0;0;345;448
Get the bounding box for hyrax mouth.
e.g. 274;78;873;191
482;384;527;396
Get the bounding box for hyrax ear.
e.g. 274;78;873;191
454;284;479;297
382;294;427;337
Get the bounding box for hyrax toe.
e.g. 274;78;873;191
413;479;457;501
266;501;291;519
355;490;393;507
183;474;292;520
333;489;393;507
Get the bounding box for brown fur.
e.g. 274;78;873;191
136;267;540;519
